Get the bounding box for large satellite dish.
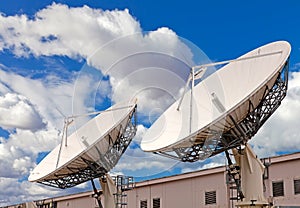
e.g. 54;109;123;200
141;41;291;162
29;100;137;189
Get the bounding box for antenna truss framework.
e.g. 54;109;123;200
38;106;137;189
155;59;289;162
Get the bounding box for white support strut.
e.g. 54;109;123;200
233;145;269;208
176;50;282;112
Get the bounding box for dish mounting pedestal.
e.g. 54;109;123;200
226;145;272;208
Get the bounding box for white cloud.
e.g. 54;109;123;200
0;93;46;131
12;156;33;175
0;5;159;205
0;177;62;206
0;64;102;130
0;4;206;205
0;65;97;204
0;128;59;178
0;61;105;180
0;3;141;58
0;3;213;116
113;125;181;177
2;2;298;206
86;29;204;114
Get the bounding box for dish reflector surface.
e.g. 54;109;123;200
29;100;137;188
141;41;291;153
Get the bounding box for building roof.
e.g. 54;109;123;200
28;151;300;202
135;151;300;187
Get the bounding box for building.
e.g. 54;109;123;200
4;152;300;208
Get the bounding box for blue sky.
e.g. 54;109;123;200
1;1;300;66
0;0;300;206
1;0;300;62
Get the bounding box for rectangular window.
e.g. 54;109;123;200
153;198;160;208
272;181;284;197
205;191;216;205
294;179;300;195
140;200;147;208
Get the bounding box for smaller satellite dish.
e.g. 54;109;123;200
29;100;137;188
141;41;291;162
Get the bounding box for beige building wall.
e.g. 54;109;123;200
265;155;300;206
128;167;228;207
4;152;300;208
56;192;97;208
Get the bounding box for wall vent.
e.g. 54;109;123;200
140;200;147;208
272;181;284;197
205;191;216;205
153;198;160;208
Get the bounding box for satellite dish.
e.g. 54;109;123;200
29;100;137;188
141;41;291;162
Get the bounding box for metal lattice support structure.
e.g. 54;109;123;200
38;107;137;189
113;175;135;208
155;60;289;162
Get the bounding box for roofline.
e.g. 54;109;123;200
40;191;94;203
136;165;225;187
135;151;300;187
26;151;300;203
267;151;300;164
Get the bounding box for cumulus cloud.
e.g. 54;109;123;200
0;177;63;206
86;29;212;115
0;3;141;58
0;4;210;205
0;126;60;178
0;93;46;131
112;125;180;177
1;2;298;207
0;65;101;130
0;65;98;204
0;3;212;116
0;60;104;176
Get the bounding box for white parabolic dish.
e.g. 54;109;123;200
141;41;291;152
29;100;136;183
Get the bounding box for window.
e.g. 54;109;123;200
205;191;216;205
140;200;147;208
294;179;300;195
272;181;284;197
153;198;160;208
